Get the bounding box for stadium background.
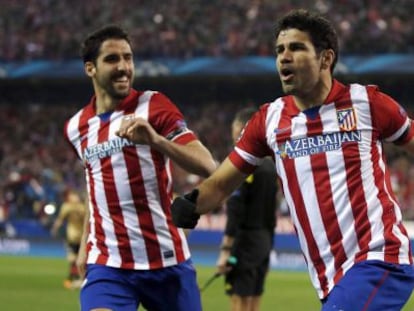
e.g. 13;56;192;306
1;0;414;309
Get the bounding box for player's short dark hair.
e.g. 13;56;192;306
80;25;131;63
234;107;257;125
275;9;338;72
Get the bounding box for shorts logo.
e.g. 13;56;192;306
337;108;357;131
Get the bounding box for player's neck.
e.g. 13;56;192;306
293;78;332;111
95;93;120;115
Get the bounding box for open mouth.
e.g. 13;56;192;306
113;75;129;86
280;68;294;81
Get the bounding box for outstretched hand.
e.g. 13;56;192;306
171;189;200;229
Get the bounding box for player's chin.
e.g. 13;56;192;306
113;87;131;99
281;83;296;95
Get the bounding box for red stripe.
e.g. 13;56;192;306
153;152;185;263
124;147;162;268
308;113;347;283
98;119;134;268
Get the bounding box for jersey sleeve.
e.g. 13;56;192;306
63;112;82;160
148;92;197;145
368;86;414;145
229;104;272;174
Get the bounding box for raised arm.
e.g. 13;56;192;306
153;139;216;178
116;117;216;177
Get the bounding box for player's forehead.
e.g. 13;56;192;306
276;28;312;47
98;39;132;57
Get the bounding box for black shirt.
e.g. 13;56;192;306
225;157;278;266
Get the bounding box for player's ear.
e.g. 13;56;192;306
84;62;96;77
320;49;334;70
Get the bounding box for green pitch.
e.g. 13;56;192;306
0;256;413;310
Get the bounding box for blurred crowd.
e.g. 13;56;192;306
1;0;414;62
0;104;84;226
0;101;413;235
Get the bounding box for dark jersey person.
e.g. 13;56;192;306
216;107;278;311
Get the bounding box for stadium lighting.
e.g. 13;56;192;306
43;204;56;215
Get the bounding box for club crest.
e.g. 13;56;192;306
337;108;357;131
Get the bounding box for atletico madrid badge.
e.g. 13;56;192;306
337;108;357;131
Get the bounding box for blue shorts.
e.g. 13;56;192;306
322;260;414;311
80;259;201;311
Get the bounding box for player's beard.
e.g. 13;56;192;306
96;72;132;100
281;82;295;95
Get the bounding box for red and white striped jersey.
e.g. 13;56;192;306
229;80;414;299
64;89;196;270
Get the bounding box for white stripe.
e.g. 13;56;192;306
80;116;97;264
266;99;284;174
234;147;263;166
66;111;83;159
86;116;123;264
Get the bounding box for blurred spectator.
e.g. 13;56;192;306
389;153;414;220
51;189;86;289
1;0;414;62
